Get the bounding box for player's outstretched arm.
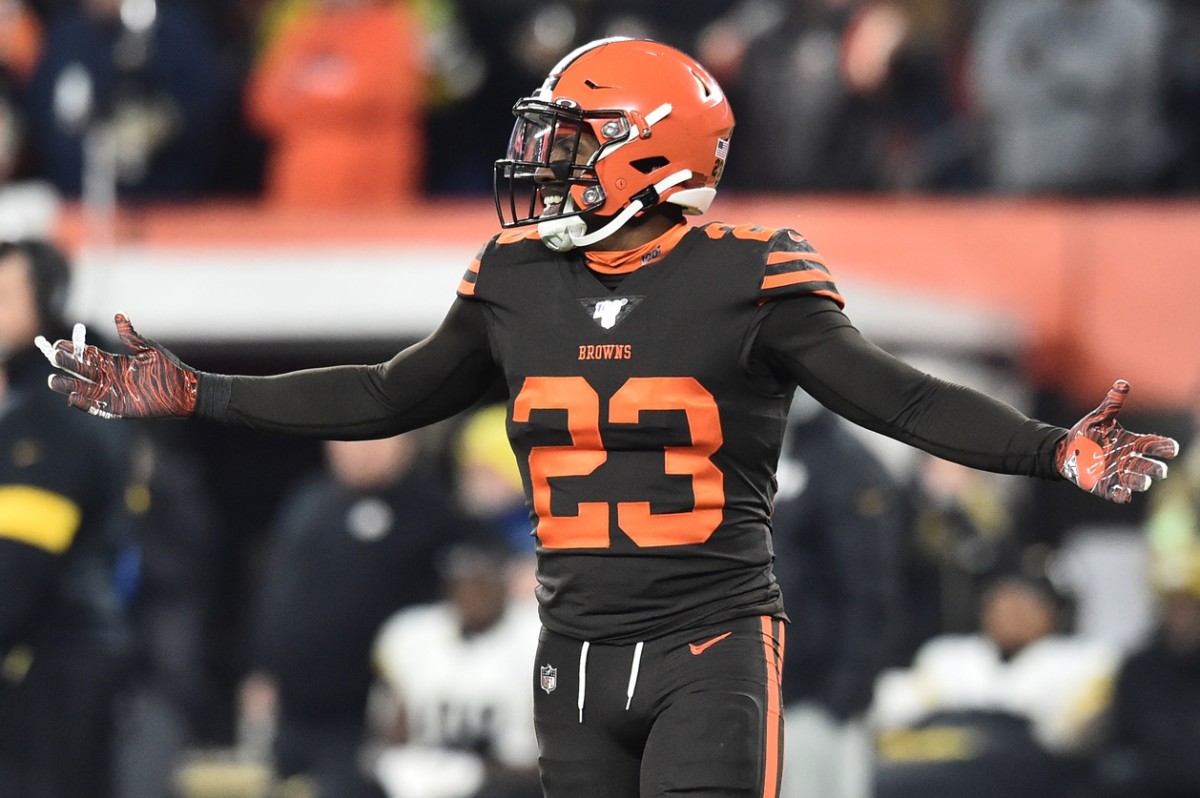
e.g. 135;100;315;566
36;300;501;438
1055;380;1179;504
754;296;1180;502
35;313;198;419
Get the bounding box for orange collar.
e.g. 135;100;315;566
583;223;690;275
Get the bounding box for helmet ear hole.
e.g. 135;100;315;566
630;156;669;174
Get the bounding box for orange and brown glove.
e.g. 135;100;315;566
35;313;198;419
1055;380;1179;504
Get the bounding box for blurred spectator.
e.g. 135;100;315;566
721;0;967;192
370;539;542;798
416;0;738;194
0;88;59;237
452;402;537;598
1094;545;1200;798
0;0;38;84
771;398;906;798
574;0;740;53
0;2;59;236
871;572;1114;798
900;453;1016;656
968;0;1172;195
423;0;564;194
1145;378;1200;567
244;0;428;208
693;0;790;87
0;238;131;798
23;1;71;24
1099;381;1200;796
113;427;222;798
453;402;529;553
238;433;466;798
26;0;225;199
1164;0;1200;192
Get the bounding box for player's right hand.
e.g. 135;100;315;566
34;313;199;419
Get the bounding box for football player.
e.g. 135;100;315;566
37;37;1178;798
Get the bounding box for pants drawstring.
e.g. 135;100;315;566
577;641;590;723
577;639;645;721
625;641;644;710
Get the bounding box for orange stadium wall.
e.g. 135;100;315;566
54;196;1200;412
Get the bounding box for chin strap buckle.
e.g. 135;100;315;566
538;215;587;252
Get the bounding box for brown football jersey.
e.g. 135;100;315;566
459;223;842;643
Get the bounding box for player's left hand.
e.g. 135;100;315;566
1055;379;1179;503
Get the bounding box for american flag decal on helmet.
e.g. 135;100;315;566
715;138;730;161
540;664;558;694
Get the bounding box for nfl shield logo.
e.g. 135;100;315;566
540;664;558;694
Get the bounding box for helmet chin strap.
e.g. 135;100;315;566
538;170;693;253
537;207;587;253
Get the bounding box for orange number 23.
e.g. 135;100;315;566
512;376;725;549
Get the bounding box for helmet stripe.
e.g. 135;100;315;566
533;36;636;101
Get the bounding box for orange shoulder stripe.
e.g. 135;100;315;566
760;269;833;291
496;228;541;245
765;250;827;267
702;222;779;242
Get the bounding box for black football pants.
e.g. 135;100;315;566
534;615;786;798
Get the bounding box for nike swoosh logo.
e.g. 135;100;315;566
689;632;732;656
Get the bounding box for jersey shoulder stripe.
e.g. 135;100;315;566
456;247;484;297
758;228;843;307
456;229;544;299
698;222;845;307
496;228;542;246
701;221;776;242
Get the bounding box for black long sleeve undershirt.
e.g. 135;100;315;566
752;295;1065;479
195;297;501;438
196;293;1065;478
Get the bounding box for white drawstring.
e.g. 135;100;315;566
625;641;644;710
576;639;645;721
577;641;590;723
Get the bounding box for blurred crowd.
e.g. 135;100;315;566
0;0;1198;219
4;1;1200;797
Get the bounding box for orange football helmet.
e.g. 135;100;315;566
494;37;735;251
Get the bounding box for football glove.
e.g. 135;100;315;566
1055;379;1179;504
34;313;198;419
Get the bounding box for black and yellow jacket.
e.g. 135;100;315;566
0;346;129;673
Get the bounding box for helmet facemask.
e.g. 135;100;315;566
494;100;622;230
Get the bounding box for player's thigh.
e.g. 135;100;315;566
537;720;642;798
641;618;785;798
